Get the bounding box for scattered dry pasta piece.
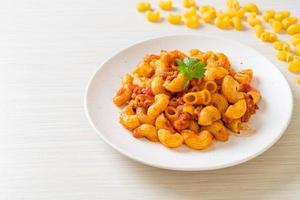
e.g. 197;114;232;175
136;1;151;12
274;11;290;21
232;16;243;30
185;16;200;29
263;9;275;22
146;10;161;22
282;17;298;30
226;0;240;11
243;2;259;14
199;5;215;14
182;0;196;8
288;58;300;73
247;14;262;27
215;16;232;29
254;24;264;38
276;51;294;62
260;31;277;42
270;19;283;33
183;7;197;19
291;34;300;46
167;13;182;24
287;24;300;35
273;41;290;51
158;0;173;11
225;9;245;18
202;10;216;23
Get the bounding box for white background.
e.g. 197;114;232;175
1;0;300;199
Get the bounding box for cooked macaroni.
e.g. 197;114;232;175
113;50;261;150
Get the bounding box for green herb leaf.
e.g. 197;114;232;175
176;57;206;84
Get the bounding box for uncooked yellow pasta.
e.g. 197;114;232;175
276;51;294;62
288;58;300;73
182;0;196;8
243;2;259;14
183;7;197;19
199;5;215;14
282;17;298;30
287;24;300;35
247;14;262;27
167;13;182;24
270;19;283;33
260;31;278;42
291;34;300;46
146;10;161;22
113;49;261;150
263;9;275;22
136;1;151;12
232;16;243;30
254;24;264;38
185;15;200;29
158;0;173;11
226;0;240;11
273;40;290;51
274;11;290;21
215;16;232;29
202;10;216;23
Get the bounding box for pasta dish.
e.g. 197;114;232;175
113;49;261;150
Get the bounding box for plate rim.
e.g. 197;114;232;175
84;34;294;171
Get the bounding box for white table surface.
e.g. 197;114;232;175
1;0;300;199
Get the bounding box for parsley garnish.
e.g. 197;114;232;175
176;57;206;84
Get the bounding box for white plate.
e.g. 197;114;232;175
85;35;293;171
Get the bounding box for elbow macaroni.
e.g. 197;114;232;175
114;50;261;150
243;3;259;14
276;51;294;62
182;0;196;8
260;31;278;42
158;0;172;11
136;2;151;12
146;10;161;22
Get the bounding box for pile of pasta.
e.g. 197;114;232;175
113;50;261;150
136;0;300;85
